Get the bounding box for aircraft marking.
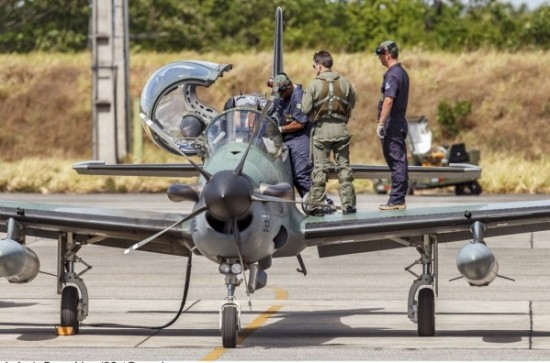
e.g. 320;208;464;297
201;287;288;360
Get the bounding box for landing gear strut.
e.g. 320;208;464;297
220;269;241;348
57;232;91;333
406;234;437;336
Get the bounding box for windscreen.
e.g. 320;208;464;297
206;109;283;159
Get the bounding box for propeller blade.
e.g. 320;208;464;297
233;98;273;176
167;183;200;203
124;206;208;254
256;182;293;199
251;194;341;211
144;118;211;181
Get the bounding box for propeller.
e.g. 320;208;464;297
203;170;253;220
129;104;293;255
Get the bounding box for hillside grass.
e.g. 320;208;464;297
0;51;549;194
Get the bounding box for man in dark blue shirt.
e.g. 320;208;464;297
271;73;313;198
375;40;410;210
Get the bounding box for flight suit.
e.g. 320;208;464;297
378;63;410;204
302;71;356;212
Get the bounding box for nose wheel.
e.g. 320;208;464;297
220;275;241;348
221;304;239;348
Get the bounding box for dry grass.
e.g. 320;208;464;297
479;153;550;194
0;157;194;193
0;51;549;194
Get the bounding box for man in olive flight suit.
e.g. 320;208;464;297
302;50;357;216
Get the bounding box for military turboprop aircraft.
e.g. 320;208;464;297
1;8;550;349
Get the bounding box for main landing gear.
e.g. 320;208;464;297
405;234;437;336
57;232;91;334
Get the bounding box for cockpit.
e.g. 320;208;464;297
206;108;282;159
140;60;232;156
139;60;283;160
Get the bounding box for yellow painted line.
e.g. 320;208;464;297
201;287;287;361
274;287;288;300
202;347;226;361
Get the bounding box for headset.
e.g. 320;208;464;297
275;72;290;93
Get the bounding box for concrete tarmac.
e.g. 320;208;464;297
0;192;549;361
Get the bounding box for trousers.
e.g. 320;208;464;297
308;121;356;209
382;124;409;204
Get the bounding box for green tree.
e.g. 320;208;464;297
0;0;546;54
129;0;216;52
523;5;550;49
0;0;90;52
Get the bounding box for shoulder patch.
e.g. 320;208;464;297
385;82;391;90
296;103;303;110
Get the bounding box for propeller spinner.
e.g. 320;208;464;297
203;170;253;220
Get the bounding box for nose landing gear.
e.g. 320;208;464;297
220;271;242;348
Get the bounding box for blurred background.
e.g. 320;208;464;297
0;0;548;194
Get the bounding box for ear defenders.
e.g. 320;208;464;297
272;72;291;93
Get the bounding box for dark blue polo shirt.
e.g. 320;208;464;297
377;63;409;126
273;85;312;142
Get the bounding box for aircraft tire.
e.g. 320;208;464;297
221;305;238;348
61;285;80;334
417;288;435;337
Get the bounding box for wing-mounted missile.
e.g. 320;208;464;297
454;221;514;286
140;61;232;157
0;219;40;283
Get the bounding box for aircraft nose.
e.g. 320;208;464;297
203;170;252;220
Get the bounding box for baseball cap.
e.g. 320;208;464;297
272;73;292;95
375;40;398;56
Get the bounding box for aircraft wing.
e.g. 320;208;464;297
302;200;550;257
0;199;192;256
330;163;481;179
73;161;200;178
74;161;480;180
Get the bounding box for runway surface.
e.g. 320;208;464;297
0;192;549;361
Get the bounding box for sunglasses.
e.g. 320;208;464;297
375;46;388;55
375;42;396;56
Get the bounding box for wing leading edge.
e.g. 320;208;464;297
73;161;200;178
302;200;550;257
74;161;480;180
332;163;481;179
0;200;192;256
